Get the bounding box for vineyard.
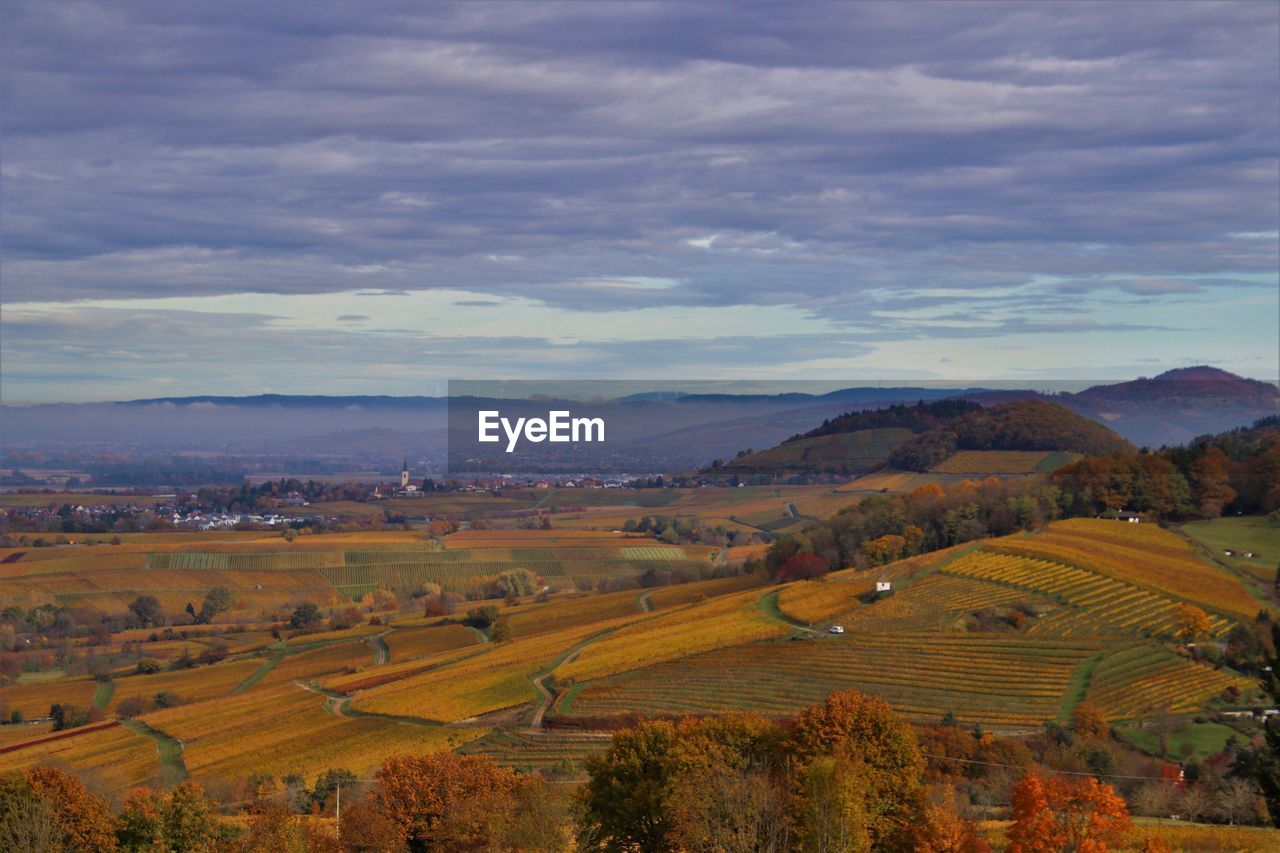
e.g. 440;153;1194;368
142;683;487;783
0;536;714;614
939;550;1236;638
0;721;159;789
563;635;1103;728
458;729;611;773
0;510;1268;791
1084;644;1252;721
929;450;1077;475
835;468;965;494
555;587;788;683
993;518;1261;618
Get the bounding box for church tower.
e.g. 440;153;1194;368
400;458;409;489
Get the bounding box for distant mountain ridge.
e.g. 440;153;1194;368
1;368;1273;471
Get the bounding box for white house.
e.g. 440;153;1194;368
1116;511;1141;523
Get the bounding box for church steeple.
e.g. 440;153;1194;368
400;457;410;488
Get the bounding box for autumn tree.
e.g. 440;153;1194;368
336;790;402;853
665;714;789;852
3;767;119;852
118;782;225;852
128;594;166;628
776;553;829;582
1070;702;1109;741
581;714;784;852
785;690;927;849
861;534;907;566
498;775;575;852
1006;772;1132;853
376;751;518;850
1190;445;1236;518
0;772;62;853
198;586;235;623
1173;603;1212;643
232;788;336;853
912;785;990;853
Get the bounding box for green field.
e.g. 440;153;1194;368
1180;516;1278;584
1116;721;1244;762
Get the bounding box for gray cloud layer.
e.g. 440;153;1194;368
0;1;1276;399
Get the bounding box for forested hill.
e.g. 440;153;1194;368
888;400;1134;471
786;399;982;443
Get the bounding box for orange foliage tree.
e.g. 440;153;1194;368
913;785;991;853
785;690;928;848
1070;702;1110;741
1173;603;1213;643
23;767;118;852
1006;772;1132;853
375;751;519;850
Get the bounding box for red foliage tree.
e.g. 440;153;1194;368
776;553;828;581
1006;772;1132;853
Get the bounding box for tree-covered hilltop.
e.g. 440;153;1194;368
888;399;1134;471
786;398;982;443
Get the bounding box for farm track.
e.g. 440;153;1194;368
637;591;653;613
369;634;390;665
757;589;819;634
92;681;115;709
530;628;620;728
120;718;187;786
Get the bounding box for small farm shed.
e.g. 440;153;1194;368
1116;511;1141;523
876;579;892;593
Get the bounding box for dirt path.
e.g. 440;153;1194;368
369;634;390;665
637;590;654;613
756;589;819;634
121;719;187;786
528;628;618;729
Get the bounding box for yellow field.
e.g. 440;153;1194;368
646;573;767;609
107;659;264;712
557;587;787;683
0;676;99;718
255;640;379;690
349;620;630;721
0;722;53;747
929;450;1073;474
977;818;1280;850
383;623;479;661
1085;644;1253;721
1000;518;1262;619
142;683;486;783
777;577;875;624
0;722;159;788
835;469;963;493
504;588;648;637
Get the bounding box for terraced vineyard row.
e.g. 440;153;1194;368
458;730;611;773
940;551;1234;638
844;574;1045;633
1085;645;1252;722
565;635;1100;728
0;721;160;790
147;545;698;571
319;558;708;591
995;519;1261;618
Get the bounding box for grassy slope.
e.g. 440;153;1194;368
1180;515;1279;584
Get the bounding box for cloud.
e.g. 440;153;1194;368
0;0;1276;399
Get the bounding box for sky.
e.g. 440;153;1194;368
1;0;1277;403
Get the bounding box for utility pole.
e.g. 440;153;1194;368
334;778;377;838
